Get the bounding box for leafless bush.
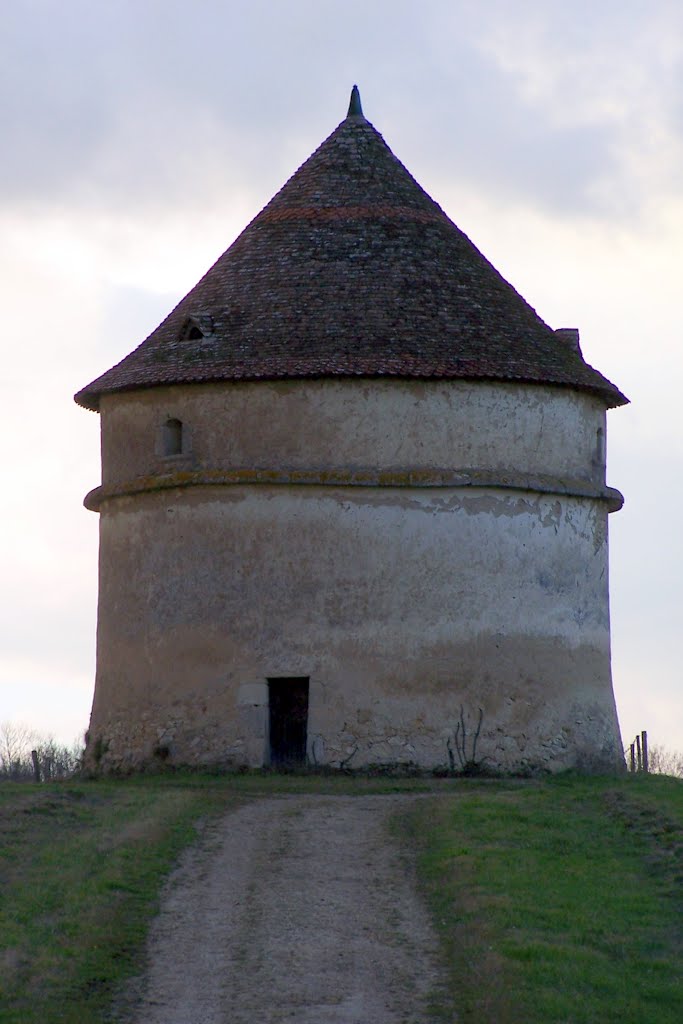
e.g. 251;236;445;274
0;721;35;779
33;736;84;780
447;705;486;775
0;721;83;781
646;744;683;778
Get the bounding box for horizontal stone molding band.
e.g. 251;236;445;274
84;467;624;513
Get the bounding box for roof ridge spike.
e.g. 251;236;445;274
347;84;364;118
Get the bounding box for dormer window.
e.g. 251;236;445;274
162;418;184;457
180;314;213;341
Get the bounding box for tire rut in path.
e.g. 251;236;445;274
128;794;447;1024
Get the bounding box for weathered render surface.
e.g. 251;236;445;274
84;379;622;773
78;89;626;774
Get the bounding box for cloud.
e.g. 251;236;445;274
457;0;683;218
0;0;441;211
8;0;653;220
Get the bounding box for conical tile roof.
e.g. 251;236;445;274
75;89;626;411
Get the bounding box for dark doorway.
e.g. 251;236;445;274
268;677;309;767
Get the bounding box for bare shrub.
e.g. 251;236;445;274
33;736;83;780
0;721;35;779
646;744;683;778
447;705;486;775
0;722;84;781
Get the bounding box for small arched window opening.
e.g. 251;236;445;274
596;427;606;467
186;325;204;340
162;418;183;457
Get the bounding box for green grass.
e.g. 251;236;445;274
0;771;433;1022
1;771;681;1023
0;776;243;1023
401;774;683;1024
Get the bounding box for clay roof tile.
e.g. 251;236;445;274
75;88;627;411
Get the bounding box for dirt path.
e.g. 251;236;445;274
125;795;448;1023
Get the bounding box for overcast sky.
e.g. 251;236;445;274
2;0;682;755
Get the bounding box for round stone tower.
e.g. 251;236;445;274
76;88;627;774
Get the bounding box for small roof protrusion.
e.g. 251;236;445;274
347;85;364;118
554;328;582;356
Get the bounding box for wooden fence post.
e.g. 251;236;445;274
636;734;642;772
641;730;648;774
31;749;41;784
630;743;636;773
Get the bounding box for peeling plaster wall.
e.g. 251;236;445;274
87;408;623;774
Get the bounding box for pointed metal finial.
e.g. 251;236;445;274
347;85;363;118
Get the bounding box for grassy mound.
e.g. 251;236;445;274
0;772;680;1022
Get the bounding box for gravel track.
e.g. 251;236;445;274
125;794;447;1023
